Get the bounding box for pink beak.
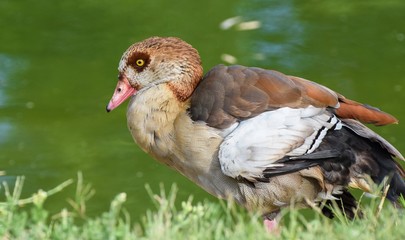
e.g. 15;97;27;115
106;75;137;112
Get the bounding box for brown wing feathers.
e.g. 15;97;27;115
190;65;397;128
289;76;398;125
335;94;398;126
287;76;339;108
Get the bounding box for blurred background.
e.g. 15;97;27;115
1;0;405;221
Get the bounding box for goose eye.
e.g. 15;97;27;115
128;52;150;72
135;59;145;67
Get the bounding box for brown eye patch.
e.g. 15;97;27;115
127;52;151;72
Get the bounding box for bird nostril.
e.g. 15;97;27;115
117;88;122;93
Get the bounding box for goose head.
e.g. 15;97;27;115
106;37;203;112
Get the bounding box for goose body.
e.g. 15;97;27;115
107;37;405;227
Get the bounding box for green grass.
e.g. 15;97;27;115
0;173;404;240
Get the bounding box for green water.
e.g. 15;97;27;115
1;0;405;219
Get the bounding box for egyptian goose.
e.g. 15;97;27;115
106;37;405;230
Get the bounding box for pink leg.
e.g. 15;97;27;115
264;218;278;232
263;212;280;233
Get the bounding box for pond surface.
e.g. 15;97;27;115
1;0;405;220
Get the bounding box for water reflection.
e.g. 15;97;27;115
0;54;23;107
0;54;27;146
0;123;12;145
246;0;306;69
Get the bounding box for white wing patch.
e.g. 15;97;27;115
218;106;341;181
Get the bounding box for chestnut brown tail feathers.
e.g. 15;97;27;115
335;95;398;126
